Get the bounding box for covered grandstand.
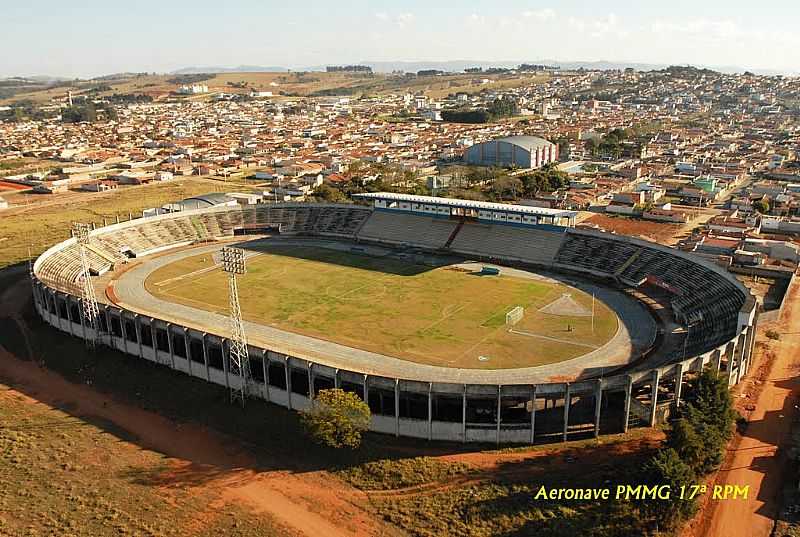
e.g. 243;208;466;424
32;197;758;444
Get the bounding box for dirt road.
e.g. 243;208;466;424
689;279;800;537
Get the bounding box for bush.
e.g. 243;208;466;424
300;389;370;449
766;329;781;340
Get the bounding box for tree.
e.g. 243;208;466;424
684;369;736;447
667;369;736;474
312;183;347;203
641;448;698;530
492;175;523;200
300;389;371;449
754;198;770;214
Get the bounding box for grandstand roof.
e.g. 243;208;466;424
169;192;235;211
354;192;577;218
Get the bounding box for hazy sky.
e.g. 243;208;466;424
3;0;798;77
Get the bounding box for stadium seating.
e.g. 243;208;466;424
448;221;566;266
36;204;375;294
34;205;748;359
554;230;746;354
356;211;457;249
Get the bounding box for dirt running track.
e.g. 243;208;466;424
0;268;391;537
686;279;800;537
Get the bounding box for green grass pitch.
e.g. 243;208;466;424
145;244;618;370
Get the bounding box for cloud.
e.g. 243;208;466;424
375;11;415;27
590;14;619;38
651;18;741;41
396;12;415;27
522;8;556;21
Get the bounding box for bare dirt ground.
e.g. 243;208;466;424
0;268;389;537
683;278;800;537
584;214;684;243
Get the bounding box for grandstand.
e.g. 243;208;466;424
32;195;758;445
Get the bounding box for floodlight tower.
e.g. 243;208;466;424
73;223;101;348
221;246;251;406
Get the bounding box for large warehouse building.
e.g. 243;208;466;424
464;135;558;169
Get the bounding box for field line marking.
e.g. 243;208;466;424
153;263;220;287
508;328;600;349
154;252;263;289
417;303;466;335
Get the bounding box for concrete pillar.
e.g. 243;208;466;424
394;379;400;438
623;376;633;433
736;333;747;384
462;385;467;443
44;288;54;327
201;333;210;381
284;356;292;410
496;386;502;446
674;362;685;406
714;348;723;373
594;380;603;437
308;363;315;398
149;321;157;365
562;383;571;442
166;323;175;370
120;314;129;355
529;385;537;445
363;375;369;403
649;369;660;427
56;292;65;332
78;298;87;341
221;338;229;388
262;350;270;402
427;383;433;441
334;369;340;390
64;295;74;336
183;328;191;376
134;314;143;358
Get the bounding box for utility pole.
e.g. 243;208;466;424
73;223;101;348
221;246;250;406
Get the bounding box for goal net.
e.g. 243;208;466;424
505;306;524;326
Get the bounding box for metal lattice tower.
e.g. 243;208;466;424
221;246;251;406
73;223;101;348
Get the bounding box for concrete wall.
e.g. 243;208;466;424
30;279;756;445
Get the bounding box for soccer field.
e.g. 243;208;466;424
144;245;619;369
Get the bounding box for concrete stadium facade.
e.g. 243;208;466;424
31;202;758;444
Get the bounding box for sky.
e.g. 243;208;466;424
2;0;799;78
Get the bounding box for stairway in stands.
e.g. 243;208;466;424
444;218;465;249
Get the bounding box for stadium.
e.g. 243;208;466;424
31;193;758;444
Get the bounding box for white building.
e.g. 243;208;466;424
177;84;209;95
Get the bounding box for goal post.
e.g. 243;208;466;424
505;306;524;326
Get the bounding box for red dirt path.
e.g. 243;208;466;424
684;278;800;537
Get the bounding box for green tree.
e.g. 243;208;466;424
754;198;770;214
492;175;523;200
667;369;736;474
312;183;347;203
641;448;698;530
300;389;371;449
